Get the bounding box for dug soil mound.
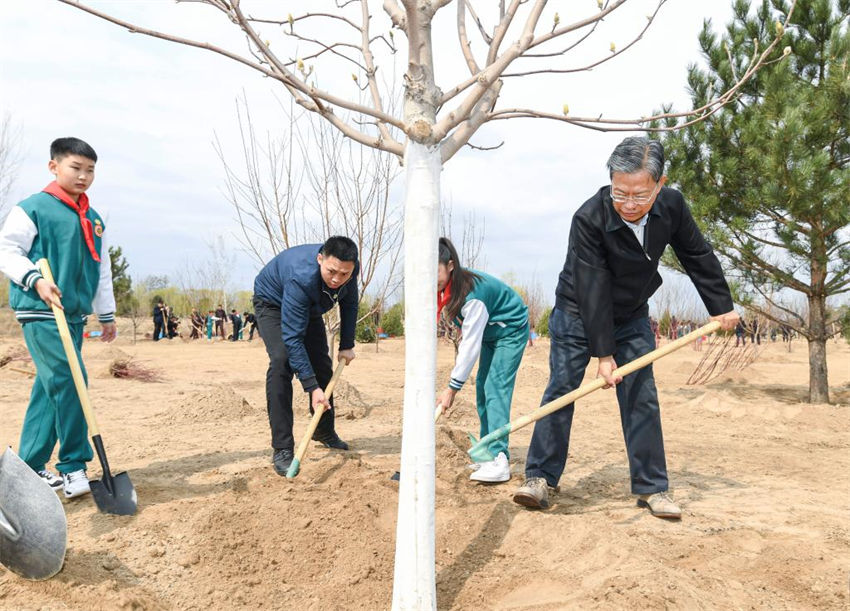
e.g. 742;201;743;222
167;385;260;423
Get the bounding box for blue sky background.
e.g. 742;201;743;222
0;0;739;311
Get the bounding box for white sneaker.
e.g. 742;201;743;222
62;470;91;499
469;452;510;483
37;469;64;491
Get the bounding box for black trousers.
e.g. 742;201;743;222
254;297;336;451
153;318;164;341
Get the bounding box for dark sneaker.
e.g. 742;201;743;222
272;448;294;476
311;430;349;451
636;492;682;519
513;477;550;509
37;469;64;491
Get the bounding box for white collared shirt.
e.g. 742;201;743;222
622;214;649;247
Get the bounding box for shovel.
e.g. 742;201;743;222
36;259;137;516
0;448;67;580
286;359;347;478
468;321;722;463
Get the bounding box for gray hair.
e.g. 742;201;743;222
606;137;665;181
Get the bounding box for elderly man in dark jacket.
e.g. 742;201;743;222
513;137;740;518
253;236;359;475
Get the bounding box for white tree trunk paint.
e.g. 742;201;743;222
391;140;441;611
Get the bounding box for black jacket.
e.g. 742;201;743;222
555;186;733;357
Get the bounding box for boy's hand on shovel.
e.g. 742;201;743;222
35;277;63;310
596;356;622;389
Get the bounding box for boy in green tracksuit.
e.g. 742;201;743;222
436;237;529;483
0;137;116;499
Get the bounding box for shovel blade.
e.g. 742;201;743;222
285;458;301;479
0;448;67;580
90;471;137;516
467;438;496;464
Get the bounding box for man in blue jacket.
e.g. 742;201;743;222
253;236;359;475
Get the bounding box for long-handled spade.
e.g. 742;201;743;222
0;448;67;580
286;359;348;478
467;321;722;463
37;259;137;516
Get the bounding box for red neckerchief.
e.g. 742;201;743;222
42;181;101;262
437;275;452;321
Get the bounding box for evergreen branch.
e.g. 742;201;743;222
720;246;810;295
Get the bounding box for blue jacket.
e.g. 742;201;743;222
253;244;359;392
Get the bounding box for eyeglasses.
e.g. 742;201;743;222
610;181;660;205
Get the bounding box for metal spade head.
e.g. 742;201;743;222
0;448;67;580
90;471;137;516
467;434;497;464
285;458;302;479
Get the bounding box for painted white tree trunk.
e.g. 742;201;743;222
391;140;441;611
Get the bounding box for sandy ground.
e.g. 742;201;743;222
0;312;848;611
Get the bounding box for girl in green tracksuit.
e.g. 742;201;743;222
436;237;529;483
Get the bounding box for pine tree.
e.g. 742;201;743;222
658;0;849;403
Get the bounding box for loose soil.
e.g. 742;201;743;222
0;313;847;610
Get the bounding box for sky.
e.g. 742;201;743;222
0;0;739;309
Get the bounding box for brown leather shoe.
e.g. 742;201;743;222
637;492;682;519
513;477;550;509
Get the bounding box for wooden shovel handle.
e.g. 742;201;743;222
291;359;347;465
434;404;444;423
36;259;100;436
510;320;722;432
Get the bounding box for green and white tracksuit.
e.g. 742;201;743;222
0;191;115;474
449;271;529;459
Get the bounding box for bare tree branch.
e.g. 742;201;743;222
0;112;22;217
465;139;505;152
487;0;523;66
383;0;407;32
487;1;796;132
528;0;632;51
441;80;502;162
360;0;397;147
504;1;664;77
56;0;405;152
463;1;492;46
457;1;482;76
432;1;546;142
